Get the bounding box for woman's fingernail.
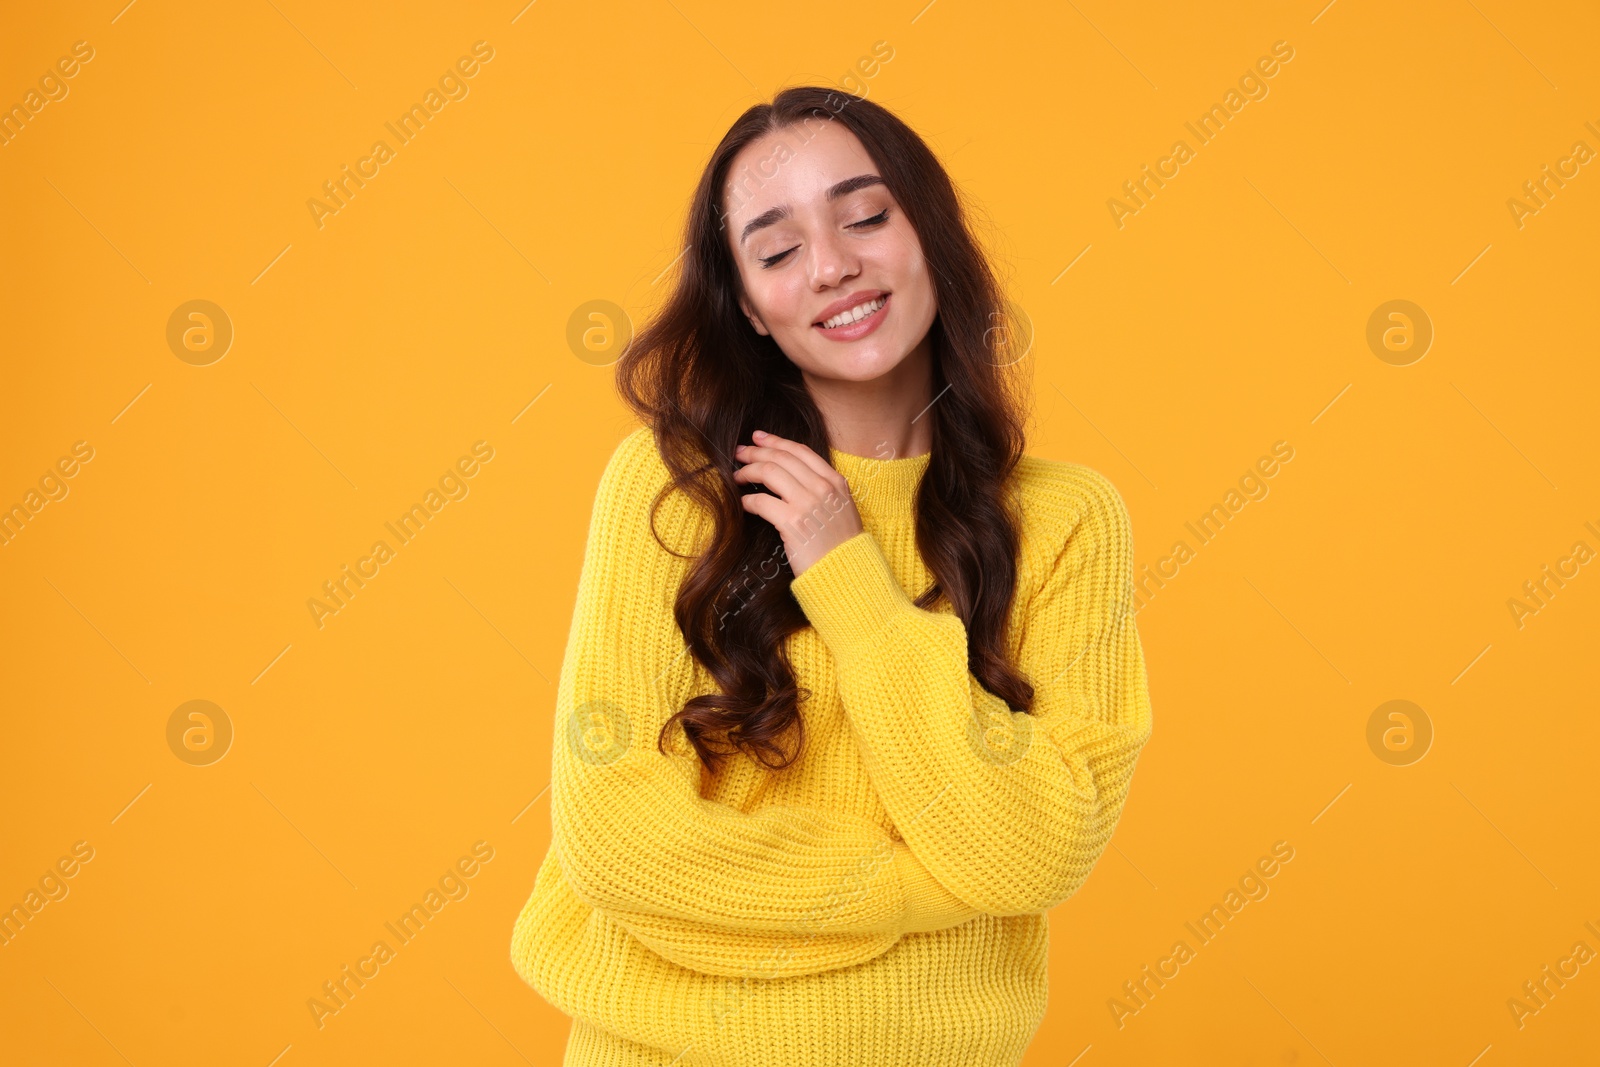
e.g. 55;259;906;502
753;430;766;438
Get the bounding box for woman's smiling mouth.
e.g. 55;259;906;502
814;293;890;340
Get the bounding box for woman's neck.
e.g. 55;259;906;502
802;336;935;460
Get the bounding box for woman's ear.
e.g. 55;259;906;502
737;293;771;336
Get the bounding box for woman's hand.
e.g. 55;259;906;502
732;430;863;577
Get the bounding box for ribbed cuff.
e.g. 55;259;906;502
790;531;916;663
894;842;979;933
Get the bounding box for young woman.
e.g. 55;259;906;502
512;85;1154;1067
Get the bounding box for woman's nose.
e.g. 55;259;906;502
806;229;857;288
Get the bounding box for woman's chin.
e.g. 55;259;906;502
803;345;912;382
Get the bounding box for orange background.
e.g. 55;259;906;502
2;1;1597;1064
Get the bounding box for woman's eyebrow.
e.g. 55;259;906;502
737;173;886;246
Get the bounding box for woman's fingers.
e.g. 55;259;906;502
747;432;841;483
733;453;812;504
733;433;864;576
736;445;844;501
738;490;786;525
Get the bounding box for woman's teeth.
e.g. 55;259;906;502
819;296;886;329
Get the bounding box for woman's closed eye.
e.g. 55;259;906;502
758;209;892;269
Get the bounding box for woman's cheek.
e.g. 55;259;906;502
776;284;809;331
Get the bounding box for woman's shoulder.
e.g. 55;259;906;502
593;424;712;553
594;424;686;501
600;424;666;483
1008;453;1135;582
1011;452;1131;533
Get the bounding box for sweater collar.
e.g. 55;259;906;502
828;446;930;520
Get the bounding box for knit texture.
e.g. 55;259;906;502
511;426;1154;1067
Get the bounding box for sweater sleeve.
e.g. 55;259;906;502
548;428;978;979
788;464;1154;917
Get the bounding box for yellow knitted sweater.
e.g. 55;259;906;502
511;426;1154;1067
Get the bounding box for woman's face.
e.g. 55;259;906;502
721;119;937;385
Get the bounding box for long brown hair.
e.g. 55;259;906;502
616;85;1034;776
